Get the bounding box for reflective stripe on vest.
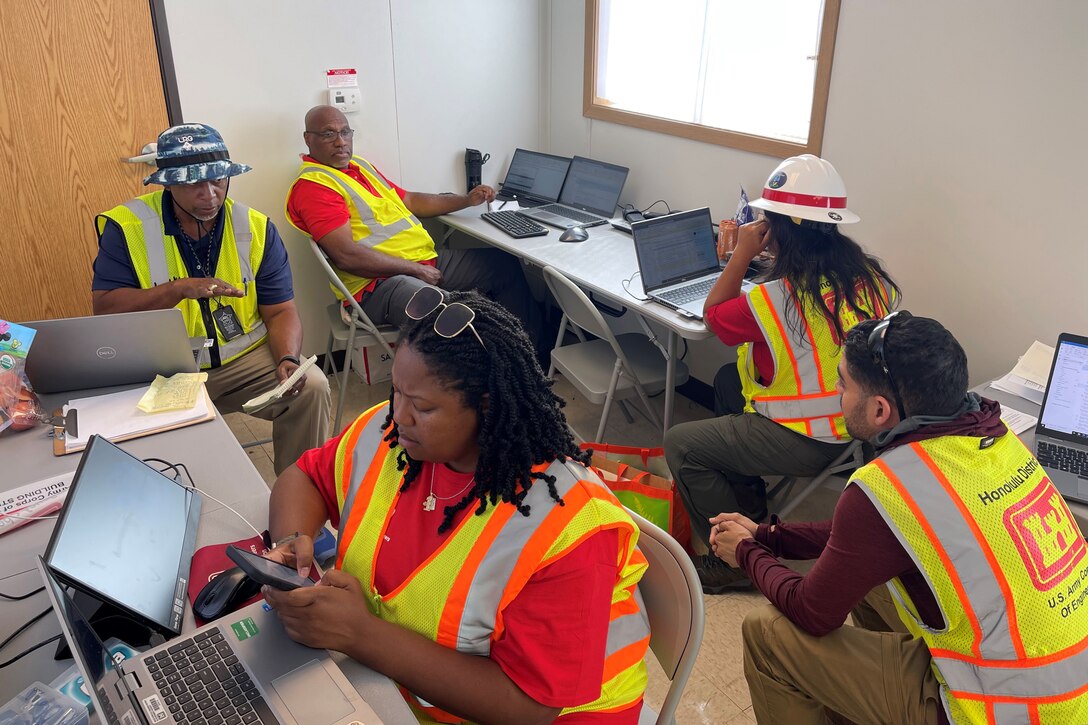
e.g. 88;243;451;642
853;436;1088;718
742;277;892;442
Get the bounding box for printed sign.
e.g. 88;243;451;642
327;68;359;88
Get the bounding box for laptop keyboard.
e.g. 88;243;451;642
481;210;548;239
1038;441;1088;478
656;278;716;306
146;628;277;724
535;204;603;225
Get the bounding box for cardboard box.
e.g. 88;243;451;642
351;344;395;385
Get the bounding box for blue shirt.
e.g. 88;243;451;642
92;190;295;305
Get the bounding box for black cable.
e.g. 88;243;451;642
0;606;51;652
0;634;63;669
143;458;196;489
0;586;44;601
640;199;672;216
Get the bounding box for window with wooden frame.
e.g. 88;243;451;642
584;0;841;158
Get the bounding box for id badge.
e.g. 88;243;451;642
212;304;244;341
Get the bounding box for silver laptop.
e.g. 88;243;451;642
632;207;755;319
1033;332;1088;503
23;309;198;393
495;148;571;208
518;156;628;230
40;557;382;725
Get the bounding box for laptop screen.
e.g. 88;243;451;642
45;436;201;635
557;156;629;217
40;560;118;713
1037;334;1088;443
633;208;720;291
499;149;570;202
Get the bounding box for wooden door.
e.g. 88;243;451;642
0;0;170;322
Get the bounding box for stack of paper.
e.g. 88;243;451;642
61;384;214;454
991;340;1052;405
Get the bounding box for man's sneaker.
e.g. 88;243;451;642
691;553;754;594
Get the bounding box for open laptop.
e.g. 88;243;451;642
518;156;629;229
39;434;381;724
494;148;571;208
45;435;202;638
40;557;382;725
1033;332;1088;503
632;207;755;319
23;309;197;394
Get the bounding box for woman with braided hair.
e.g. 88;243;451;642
264;289;650;724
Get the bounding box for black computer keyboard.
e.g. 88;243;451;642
481;210;548;239
1037;441;1088;478
147;628;276;724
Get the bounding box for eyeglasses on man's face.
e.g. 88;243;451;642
304;129;355;142
866;310;911;421
405;286;485;349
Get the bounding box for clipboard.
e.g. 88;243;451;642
52;385;216;455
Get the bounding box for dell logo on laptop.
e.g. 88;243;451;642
96;346;117;359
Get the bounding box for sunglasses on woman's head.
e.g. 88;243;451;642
405;286;485;348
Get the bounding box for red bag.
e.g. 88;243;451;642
581;442;691;552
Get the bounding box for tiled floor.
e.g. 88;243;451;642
223;365;848;725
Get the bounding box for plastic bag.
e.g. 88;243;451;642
0;320;44;433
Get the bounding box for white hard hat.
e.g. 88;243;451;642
749;154;859;224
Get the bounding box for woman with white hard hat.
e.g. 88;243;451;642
665;154;901;594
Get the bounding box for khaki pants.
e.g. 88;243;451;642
742;586;944;725
205;343;330;474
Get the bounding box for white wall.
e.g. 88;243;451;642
164;0;543;355
546;0;1088;386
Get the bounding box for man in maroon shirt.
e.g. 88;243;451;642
709;314;1009;724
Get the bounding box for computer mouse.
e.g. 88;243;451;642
559;226;589;243
193;566;263;621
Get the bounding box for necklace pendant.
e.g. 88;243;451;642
423;493;437;512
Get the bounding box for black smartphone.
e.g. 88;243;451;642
225;545;313;591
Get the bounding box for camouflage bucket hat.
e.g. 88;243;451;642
143;123;252;186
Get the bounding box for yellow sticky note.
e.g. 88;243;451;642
137;372;209;413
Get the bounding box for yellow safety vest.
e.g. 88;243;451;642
285;156;435;300
853;433;1088;724
96;192;268;369
739;276;893;442
333;404;650;723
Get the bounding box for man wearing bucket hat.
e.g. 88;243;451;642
284;105;542;344
665;154;900;593
91;123;331;474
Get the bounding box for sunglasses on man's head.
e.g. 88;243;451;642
405;286;485;348
866;310;911;420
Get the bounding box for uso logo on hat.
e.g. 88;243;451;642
768;172;787;189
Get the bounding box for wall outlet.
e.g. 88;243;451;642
328;87;361;113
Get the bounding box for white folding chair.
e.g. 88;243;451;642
768;438;866;518
627;508;705;725
308;240;398;431
542;266;689;442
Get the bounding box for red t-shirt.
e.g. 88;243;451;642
296;429;640;722
286;155;408;242
703;294;773;384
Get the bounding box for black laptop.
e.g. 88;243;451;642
518;156;629;229
1034;332;1088;503
494;148;571;208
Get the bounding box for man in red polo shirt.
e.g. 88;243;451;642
286;105;540;339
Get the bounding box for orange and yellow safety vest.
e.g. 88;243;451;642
333;404;651;722
739;276;893;442
853;432;1088;723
